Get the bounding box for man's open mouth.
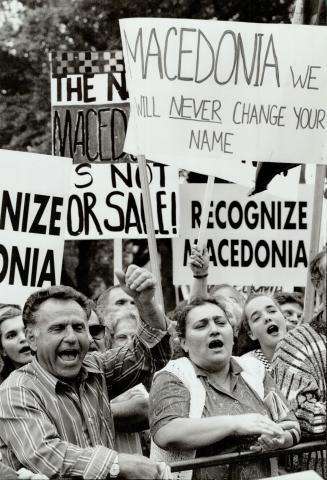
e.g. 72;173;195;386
58;350;79;361
267;324;279;335
208;339;224;349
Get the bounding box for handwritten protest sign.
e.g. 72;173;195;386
0;150;72;305
66;161;179;239
120;19;327;180
50;51;130;163
173;184;314;288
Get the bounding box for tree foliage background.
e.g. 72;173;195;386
0;0;294;308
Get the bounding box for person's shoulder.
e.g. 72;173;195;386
151;362;190;392
274;324;326;367
153;368;184;384
233;354;266;376
239;350;256;359
82;352;107;377
282;324;325;346
0;362;34;384
238;350;264;367
0;362;35;392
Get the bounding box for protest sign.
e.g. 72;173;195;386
120;18;327;181
66;161;179;239
50;51;130;163
0;149;72;305
173;184;314;288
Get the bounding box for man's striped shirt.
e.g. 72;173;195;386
0;321;171;478
272;324;326;434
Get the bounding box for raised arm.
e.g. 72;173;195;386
96;266;171;399
115;265;167;330
189;245;209;301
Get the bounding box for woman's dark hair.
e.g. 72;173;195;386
273;292;304;308
0;304;23;384
174;296;233;339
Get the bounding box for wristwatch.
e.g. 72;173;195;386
109;455;120;478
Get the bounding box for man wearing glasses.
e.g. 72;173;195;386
87;303;107;353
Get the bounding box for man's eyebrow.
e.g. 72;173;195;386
48;321;65;328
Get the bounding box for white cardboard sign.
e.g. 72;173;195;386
50;51;131;163
173;184;314;288
0;150;72;305
66;162;179;239
120;18;327;179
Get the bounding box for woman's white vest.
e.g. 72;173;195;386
150;356;278;480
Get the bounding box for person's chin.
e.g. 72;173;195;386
18;352;33;363
56;366;81;381
56;354;83;375
286;324;296;332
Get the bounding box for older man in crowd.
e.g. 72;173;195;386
107;309;150;456
97;286;151;456
0;265;171;479
96;284;139;323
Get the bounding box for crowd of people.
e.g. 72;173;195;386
0;246;325;479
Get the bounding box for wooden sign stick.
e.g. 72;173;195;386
197;175;215;250
138;155;164;309
303;164;326;322
113;239;123;285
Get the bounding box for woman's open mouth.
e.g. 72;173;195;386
266;324;279;336
208;339;224;349
19;346;31;354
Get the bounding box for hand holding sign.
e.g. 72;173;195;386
189;244;209;276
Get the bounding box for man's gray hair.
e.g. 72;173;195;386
95;285;121;323
23;285;91;328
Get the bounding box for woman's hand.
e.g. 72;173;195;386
232;414;284;437
189;245;209;276
250;432;287;452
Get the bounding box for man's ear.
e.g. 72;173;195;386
25;327;38;353
179;337;188;353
